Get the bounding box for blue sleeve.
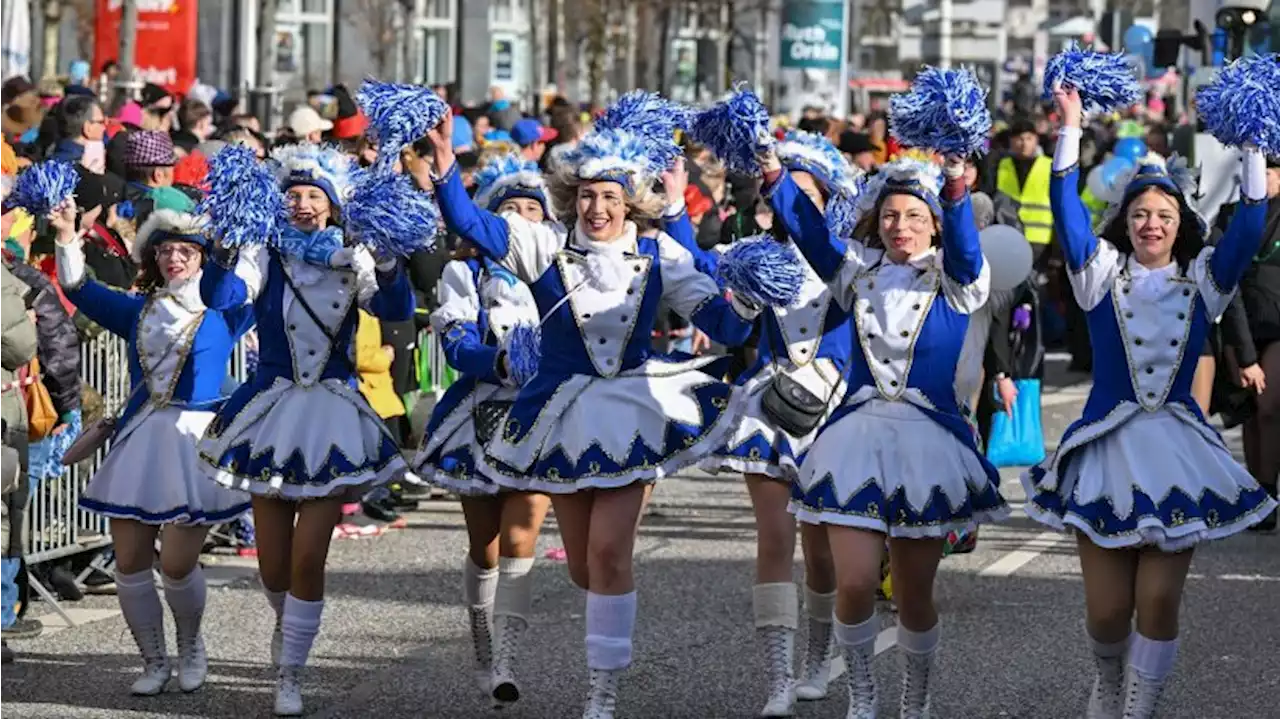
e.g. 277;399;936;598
441;321;502;383
661;210;719;276
435;161;512;261
763;172;847;281
200;254;251;311
1049;166;1099;272
368;266;416;322
222;305;257;339
63;279;145;339
689;296;754;347
940;193;984;285
1208;199;1267;293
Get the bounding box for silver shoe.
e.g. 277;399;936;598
468;605;494;693
127;621;171;696
898;649;934;719
1120;667;1166;719
1086;652;1126;719
796;617;845;700
842;643;877;719
173;610;207;692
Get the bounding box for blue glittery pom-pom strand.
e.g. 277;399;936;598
715;235;805;308
1042;43;1142;114
4;161;78;217
890;66;992;156
1196;53;1280;155
596;90;692;171
345;171;441;257
198;144;285;248
504;323;541;386
689;87;773;176
357;79;449;172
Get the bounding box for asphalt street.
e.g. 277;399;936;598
2;362;1277;718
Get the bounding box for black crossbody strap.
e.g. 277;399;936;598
272;250;356;374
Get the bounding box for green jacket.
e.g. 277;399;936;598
2;262;37;439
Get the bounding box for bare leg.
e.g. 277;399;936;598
825;525;886;716
159;524;213;692
109;519;168;695
1076;534;1139;718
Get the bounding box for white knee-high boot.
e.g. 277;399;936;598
582;591;636;719
1086;633;1129;719
796;586;844;700
163;567;208;692
491;556;534;705
264;588;286;666
1122;634;1177;719
834;616;878;719
753;582;799;717
462;558;499;692
117;569;171;696
897;623;939;719
274;594;323;717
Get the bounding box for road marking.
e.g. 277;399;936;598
874;625;898;655
1190;573;1280;583
978;531;1066;577
33;607;121;636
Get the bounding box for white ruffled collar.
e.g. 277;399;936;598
157;272;206;313
570;221;638;292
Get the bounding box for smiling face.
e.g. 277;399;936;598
286;185;333;231
878;193;938;262
155;240;203;284
575;180;627;242
497;197;545;224
790;170;826;213
1126;186;1181;267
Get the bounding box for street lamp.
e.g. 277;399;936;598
1216;1;1273;61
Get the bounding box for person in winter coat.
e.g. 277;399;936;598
1;262;39;663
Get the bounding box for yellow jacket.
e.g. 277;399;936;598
355;310;405;420
996;155;1054;245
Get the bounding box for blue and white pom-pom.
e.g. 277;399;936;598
502;323;541;386
357;79;450;172
689;87;773;176
825;191;860;240
345;171;441;257
4;160;78;216
1196;53;1280;155
1042;43;1142;114
198;144;285;247
716;234;805;308
596;90;692;171
890;66;992;156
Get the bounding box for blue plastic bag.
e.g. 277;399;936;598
986;378;1046;467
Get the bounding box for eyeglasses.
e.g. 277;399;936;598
155;245;200;261
879;211;933;229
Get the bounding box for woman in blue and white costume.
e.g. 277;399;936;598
50;201;253;697
419;110;763;719
413;153;551;708
763;145;1005;717
699;131;852;717
1022;86;1276;719
197;144;415;717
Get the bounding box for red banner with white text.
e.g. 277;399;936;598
93;0;198;95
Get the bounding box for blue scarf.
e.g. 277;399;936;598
278;225;345;267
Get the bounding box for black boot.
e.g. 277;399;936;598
1249;484;1277;533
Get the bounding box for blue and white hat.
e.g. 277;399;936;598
852;157;944;231
473;153;554;220
1096;153;1207;239
132;209;210;263
776;131;860;198
271;143;354;209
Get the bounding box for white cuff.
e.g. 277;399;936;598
663;197;687;220
55;238;87;289
376;257;398;273
943;158;966;178
1052;126;1082;172
1240;146;1267;202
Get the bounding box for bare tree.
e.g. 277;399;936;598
345;0;404;78
67;0;96;63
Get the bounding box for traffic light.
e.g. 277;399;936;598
1151;20;1215;69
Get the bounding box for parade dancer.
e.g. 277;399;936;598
420;108;796;719
698;131;855;717
50;196;254;695
196;145;415;716
1022;74;1277;719
411;153;551;707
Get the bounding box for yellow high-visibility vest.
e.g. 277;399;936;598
996;156;1053;245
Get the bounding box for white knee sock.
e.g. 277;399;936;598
1089;632;1130;661
1128;633;1178;680
279;594;324;669
804;585;836;625
464;557;499;608
834;614;878;650
897;622;940;656
264;587;287;623
117;569;165;656
162;567;207;620
495;557;535;621
584;591;637;671
752;582;799;629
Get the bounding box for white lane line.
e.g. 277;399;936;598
978;531;1067;577
874;625;898;655
1191;573;1280;583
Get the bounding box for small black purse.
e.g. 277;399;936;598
760;372;829;437
473;400;514;446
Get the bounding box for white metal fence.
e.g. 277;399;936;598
24;327;451;565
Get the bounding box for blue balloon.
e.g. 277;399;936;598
1113;137;1147;163
1123;25;1156;79
1100;156;1136;190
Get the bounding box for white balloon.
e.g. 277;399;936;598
979;224;1034;292
1086;165;1109;202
